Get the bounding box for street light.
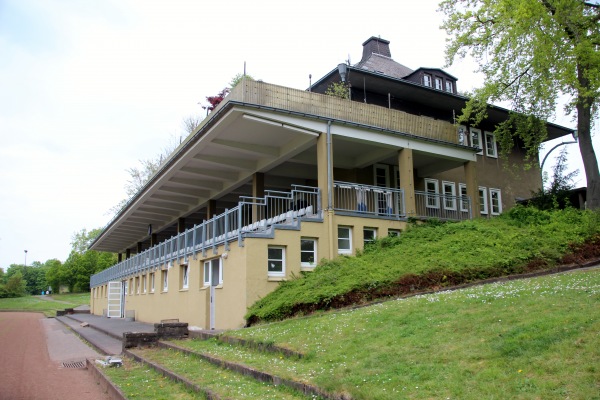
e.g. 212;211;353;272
540;130;578;173
24;250;27;267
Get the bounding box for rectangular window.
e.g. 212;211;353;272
458;125;468;146
490;188;502;215
425;179;439;208
445;81;453;93
423;74;432;87
267;246;285;277
203;258;222;286
459;183;469;212
162;270;168;292
484;131;498;158
470;128;483;155
479;187;489;215
149;272;155;293
442;181;457;211
142;275;147;294
300;238;317;267
363;228;377;246
181;264;189;289
135;277;140;294
338;226;352;254
435;77;443;90
388;229;402;237
128;279;133;295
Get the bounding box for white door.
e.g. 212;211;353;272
107;281;122;318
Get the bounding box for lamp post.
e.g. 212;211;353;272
24;250;27;267
540;130;579;173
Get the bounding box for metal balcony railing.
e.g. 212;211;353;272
333;181;405;219
415;191;472;221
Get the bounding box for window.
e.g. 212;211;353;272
470;128;483;155
388;229;402;237
458;125;468;146
490;189;502;215
267;246;285;277
181;264;189;289
338;226;352;254
363;228;377;246
374;164;389;187
135;277;140;294
423;74;432;87
128;279;133;295
443;181;457;210
162;270;168;292
142;275;147;294
149;272;155;293
393;167;400;189
479;187;489;215
445;80;453;93
435;77;443;90
459;183;469;212
203;258;222;286
484;131;498;158
425;179;439;208
301;238;317;267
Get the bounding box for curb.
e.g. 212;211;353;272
86;359;128;400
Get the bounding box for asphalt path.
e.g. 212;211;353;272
0;312;111;400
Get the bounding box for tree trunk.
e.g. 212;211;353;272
576;67;600;209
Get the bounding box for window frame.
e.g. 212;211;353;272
442;181;457;211
434;77;443;90
135;276;140;294
445;80;453;93
470;128;483;155
459;183;469;213
300;238;317;268
423;74;432;87
162;270;168;292
484;131;498;158
490;188;502;215
267;246;286;277
479;186;489;215
149;272;155;293
142;274;147;294
203;258;222;287
425;178;440;209
181;264;189;289
363;228;377;246
337;226;353;255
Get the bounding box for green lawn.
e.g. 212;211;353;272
175;268;600;399
0;292;89;317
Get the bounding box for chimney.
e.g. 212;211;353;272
361;37;391;62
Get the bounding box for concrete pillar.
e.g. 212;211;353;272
118;253;122;262
464;161;480;218
151;234;158;247
178;217;186;234
398;148;416;217
317;130;335;259
207;200;217;219
137;242;143;253
125;248;131;259
252;172;264;222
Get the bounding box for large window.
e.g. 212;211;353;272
300;238;317;267
479;187;489;215
434;77;443;90
423;74;432;87
442;181;457;211
203;258;222;286
338;226;352;254
470;128;483;155
484;131;498;158
425;179;440;208
267;246;286;277
490;189;502;215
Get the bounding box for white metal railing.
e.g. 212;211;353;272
90;185;321;288
415;191;472;221
333;181;405;219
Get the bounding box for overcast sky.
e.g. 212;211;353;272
0;0;595;269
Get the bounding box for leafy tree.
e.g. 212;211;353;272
229;73;254;88
325;81;350;99
202;87;230;113
439;0;600;209
3;271;26;298
528;148;579;210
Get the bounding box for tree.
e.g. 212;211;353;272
528;148;580;209
202;87;230;113
439;0;600;209
229;73;254;88
325;81;350;99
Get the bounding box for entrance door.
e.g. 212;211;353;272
204;258;222;330
107;281;122;318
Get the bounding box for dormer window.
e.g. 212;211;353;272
435;77;443;90
423;74;432;87
445;81;453;93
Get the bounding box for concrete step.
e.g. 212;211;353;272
55;316;123;356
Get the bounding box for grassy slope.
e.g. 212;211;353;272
0;292;89;317
189;269;600;399
247;207;600;323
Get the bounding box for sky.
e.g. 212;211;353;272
0;0;597;270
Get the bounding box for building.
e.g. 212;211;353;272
89;37;574;329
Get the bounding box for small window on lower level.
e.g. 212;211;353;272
338;226;352;254
149;272;155;293
459;183;469;213
268;246;286;277
490;188;502;215
363;228;377;246
479;187;489;215
301;238;317;267
181;264;189;289
162;270;168;292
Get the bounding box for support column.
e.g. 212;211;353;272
178;217;186;234
118;253;123;262
151;234;158;247
137;242;143;253
464;161;480;218
125;248;131;259
398;148;416;217
252;172;264;222
207;200;217;219
317;128;335;259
